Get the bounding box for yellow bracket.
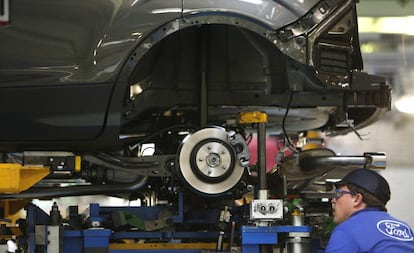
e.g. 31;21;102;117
0;163;49;194
238;111;268;124
75;156;82;172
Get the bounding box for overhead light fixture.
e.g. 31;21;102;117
358;16;414;35
395;95;414;115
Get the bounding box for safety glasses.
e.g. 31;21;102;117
334;189;355;199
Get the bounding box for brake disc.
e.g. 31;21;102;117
177;127;248;196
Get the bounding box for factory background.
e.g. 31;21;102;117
2;1;414;252
326;0;414;227
326;115;414;227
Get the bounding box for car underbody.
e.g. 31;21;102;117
0;0;390;207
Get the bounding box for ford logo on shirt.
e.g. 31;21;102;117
377;220;414;241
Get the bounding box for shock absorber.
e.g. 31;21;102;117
286;202;311;253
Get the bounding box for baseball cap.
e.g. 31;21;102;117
335;169;391;204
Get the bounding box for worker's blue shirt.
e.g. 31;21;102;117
325;208;414;253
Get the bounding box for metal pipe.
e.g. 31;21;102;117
0;176;148;199
227;221;235;251
200;28;208;127
216;231;224;252
258;122;267;192
299;153;386;171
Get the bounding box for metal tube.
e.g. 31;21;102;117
258;122;267;192
299;153;386;171
227;221;236;251
0;176;148;199
216;231;224;252
200;29;208;127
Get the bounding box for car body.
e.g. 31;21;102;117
0;0;390;198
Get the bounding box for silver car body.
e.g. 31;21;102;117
0;0;387;146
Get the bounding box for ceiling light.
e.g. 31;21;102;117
358;16;414;35
395;95;414;114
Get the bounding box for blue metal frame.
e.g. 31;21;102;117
25;197;323;253
110;251;203;253
241;225;312;253
26;204;51;253
60;192;224;252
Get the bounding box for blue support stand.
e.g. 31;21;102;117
26;204;51;253
25;195;324;253
241;225;312;253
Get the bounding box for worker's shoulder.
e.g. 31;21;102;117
352;209;410;227
351;209;389;220
338;210;389;230
346;210;414;241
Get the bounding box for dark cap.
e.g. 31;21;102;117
335;169;391;204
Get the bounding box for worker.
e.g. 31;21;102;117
325;168;414;252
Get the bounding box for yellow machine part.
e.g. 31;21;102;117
0;199;30;225
301;130;324;150
0;163;49;194
238;111;268;124
75;156;82;172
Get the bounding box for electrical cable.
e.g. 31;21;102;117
126;124;190;151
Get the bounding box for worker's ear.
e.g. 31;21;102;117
353;193;364;207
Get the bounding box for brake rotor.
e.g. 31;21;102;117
177;127;247;196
